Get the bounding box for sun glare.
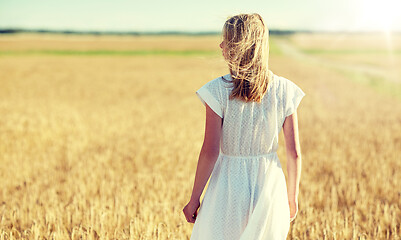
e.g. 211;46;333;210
358;0;400;33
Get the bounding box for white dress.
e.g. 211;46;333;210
190;73;306;240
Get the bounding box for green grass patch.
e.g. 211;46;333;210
269;37;282;56
0;49;220;56
338;69;401;100
299;49;401;55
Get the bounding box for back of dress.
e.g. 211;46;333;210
191;72;305;240
196;73;305;157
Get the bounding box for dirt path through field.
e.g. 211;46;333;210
275;37;400;84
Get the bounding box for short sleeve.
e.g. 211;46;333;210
283;77;306;117
196;78;224;118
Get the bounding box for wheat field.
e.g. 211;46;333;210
0;33;400;240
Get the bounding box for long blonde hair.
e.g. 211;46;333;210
222;13;272;103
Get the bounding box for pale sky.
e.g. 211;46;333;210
0;0;400;32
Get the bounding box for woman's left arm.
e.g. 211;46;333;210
183;103;222;223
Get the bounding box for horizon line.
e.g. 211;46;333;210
1;28;400;36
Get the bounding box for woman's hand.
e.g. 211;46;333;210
289;198;298;222
183;199;200;223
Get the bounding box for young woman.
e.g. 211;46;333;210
183;13;305;239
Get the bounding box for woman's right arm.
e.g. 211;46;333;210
283;110;302;222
